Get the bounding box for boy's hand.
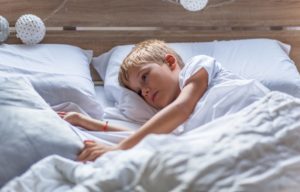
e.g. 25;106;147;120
77;140;119;161
57;111;83;126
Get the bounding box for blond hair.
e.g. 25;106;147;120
118;39;184;87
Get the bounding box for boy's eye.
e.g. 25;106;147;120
141;73;148;82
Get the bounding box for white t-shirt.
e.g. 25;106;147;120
174;55;270;134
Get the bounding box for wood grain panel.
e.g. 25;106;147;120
2;0;300;27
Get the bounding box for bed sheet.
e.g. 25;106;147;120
51;101;134;146
47;86;137;147
2;91;300;192
94;85;143;130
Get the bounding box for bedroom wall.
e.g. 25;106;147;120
1;0;300;73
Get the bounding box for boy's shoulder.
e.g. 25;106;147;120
179;55;223;89
183;55;221;73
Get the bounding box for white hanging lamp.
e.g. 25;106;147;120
15;14;46;45
0;16;10;43
180;0;208;11
164;0;208;12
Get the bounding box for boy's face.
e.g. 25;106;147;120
125;61;181;109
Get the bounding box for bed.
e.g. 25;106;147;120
1;0;300;191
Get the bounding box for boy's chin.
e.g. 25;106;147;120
153;102;169;110
150;102;162;110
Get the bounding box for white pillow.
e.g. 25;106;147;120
92;39;300;125
0;75;82;186
0;44;103;119
95;86;114;109
212;39;300;97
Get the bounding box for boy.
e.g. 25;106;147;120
61;39;269;161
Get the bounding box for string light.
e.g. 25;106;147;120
164;0;208;11
15;14;46;45
0;16;10;43
180;0;208;11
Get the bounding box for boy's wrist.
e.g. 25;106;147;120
74;113;86;127
118;139;133;150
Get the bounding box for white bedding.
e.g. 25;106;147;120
93;39;300;129
0;75;134;187
175;55;269;134
94;86;114;109
3;91;300;192
95;86;146;130
0;76;82;187
51;101;133;146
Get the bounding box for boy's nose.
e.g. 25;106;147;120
142;87;150;97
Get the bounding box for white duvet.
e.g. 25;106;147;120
176;55;269;134
2;91;300;192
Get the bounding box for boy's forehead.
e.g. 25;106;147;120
127;63;148;76
127;65;141;76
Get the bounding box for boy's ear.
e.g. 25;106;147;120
165;54;177;70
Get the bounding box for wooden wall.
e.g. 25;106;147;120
3;0;300;27
1;0;300;75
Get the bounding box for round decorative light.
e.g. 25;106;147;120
0;16;10;43
15;14;46;45
180;0;208;11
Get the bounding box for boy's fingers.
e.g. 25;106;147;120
57;112;66;118
77;147;90;161
83;149;102;162
77;141;110;162
77;143;97;161
84;140;95;143
88;153;100;161
84;140;96;146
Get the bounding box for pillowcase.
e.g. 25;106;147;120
92;38;300;125
94;85;114;109
0;44;103;119
0;75;83;187
212;39;300;97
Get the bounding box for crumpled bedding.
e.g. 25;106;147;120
2;91;300;192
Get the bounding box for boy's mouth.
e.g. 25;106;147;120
151;91;158;103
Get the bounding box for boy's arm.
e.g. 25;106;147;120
118;67;208;150
59;112;130;131
78;68;208;161
77;115;131;132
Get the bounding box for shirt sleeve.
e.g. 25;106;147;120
179;55;222;90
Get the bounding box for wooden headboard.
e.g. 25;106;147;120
2;0;300;80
